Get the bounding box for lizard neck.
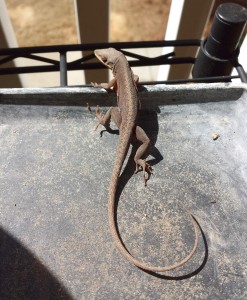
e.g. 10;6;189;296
113;56;130;76
112;57;121;76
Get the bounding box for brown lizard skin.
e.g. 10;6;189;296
89;48;199;272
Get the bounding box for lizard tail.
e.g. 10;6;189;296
108;169;199;272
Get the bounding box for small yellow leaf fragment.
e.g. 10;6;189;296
212;133;220;140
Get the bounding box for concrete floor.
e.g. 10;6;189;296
0;83;246;299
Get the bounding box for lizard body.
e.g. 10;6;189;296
89;48;199;272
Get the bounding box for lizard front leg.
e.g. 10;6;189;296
89;78;119;130
91;77;117;91
134;125;153;186
87;105;121;131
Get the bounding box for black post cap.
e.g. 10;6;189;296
205;3;247;58
192;2;247;79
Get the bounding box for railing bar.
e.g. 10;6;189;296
60;52;68;87
0;55;18;66
231;58;247;83
140;75;240;85
120;50;175;61
235;64;247;83
129;57;196;66
0;65;58;75
55;75;240;87
153;52;176;60
0;57;197;75
0;54;59;67
0;38;245;86
68;53;95;66
69;50;176;66
0;40;201;56
23;54;60;66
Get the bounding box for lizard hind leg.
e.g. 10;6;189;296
134;126;153;186
135;159;153;186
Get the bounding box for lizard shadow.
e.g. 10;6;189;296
116;168;208;280
137;109;164;166
110;109;208;280
100;109;163;167
139;218;208;280
98;106;207;279
99;128;119;137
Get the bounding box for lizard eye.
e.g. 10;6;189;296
101;57;107;63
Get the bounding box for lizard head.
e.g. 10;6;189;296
94;48;122;70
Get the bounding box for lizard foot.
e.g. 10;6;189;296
91;82;100;88
87;103;110;130
135;159;153;186
91;82;111;90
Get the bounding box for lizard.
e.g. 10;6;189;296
88;48;199;272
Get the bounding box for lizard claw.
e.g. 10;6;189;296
135;160;153;186
87;102;94;115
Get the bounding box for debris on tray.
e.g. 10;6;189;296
212;133;220;140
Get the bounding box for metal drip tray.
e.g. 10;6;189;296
0;83;246;299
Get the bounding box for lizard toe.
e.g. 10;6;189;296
135;160;153;186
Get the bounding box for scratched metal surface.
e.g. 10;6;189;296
0;83;246;299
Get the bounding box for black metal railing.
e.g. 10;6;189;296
0;39;246;86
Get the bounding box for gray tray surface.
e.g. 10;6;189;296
0;83;246;299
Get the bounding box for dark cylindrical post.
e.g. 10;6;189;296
60;51;68;86
192;3;247;81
